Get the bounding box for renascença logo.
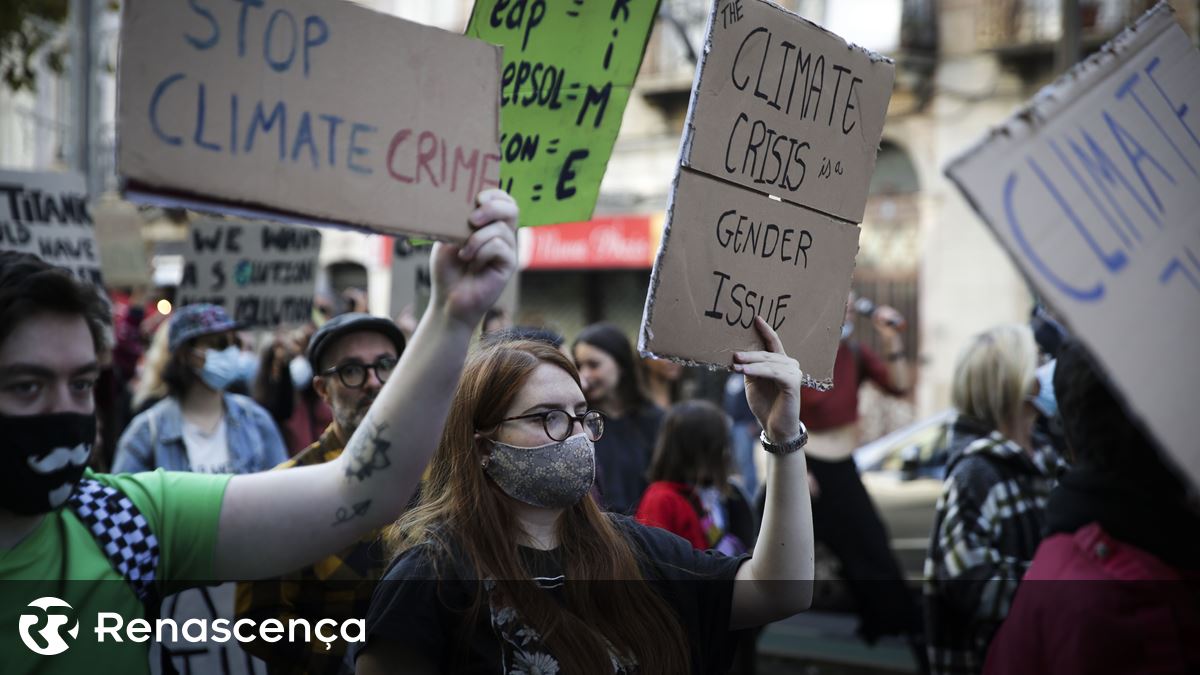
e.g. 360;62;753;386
19;597;80;655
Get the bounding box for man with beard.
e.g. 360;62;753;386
236;313;406;674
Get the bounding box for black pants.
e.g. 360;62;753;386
808;456;923;643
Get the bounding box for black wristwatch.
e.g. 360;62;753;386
886;351;906;362
759;423;809;455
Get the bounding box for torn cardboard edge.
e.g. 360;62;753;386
737;0;896;67
945;0;1175;178
123;184;462;243
679;0;891;225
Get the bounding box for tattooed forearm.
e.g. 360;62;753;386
345;417;392;482
332;499;372;527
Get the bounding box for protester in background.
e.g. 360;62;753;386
355;316;814;674
984;339;1200;674
238;312;406;674
573;323;664;514
793;292;923;664
112;304;288;474
255;323;333;455
924;324;1067;675
636;399;762;675
637;399;757;556
0;189;518;675
481;306;511;337
343;287;369;315
641;355;684;409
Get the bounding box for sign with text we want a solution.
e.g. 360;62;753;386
946;3;1200;489
118;0;501;241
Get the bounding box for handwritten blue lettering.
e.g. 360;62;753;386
264;9;298;73
1104;110;1175;216
234;0;265;58
1117;73;1197;178
348;123;377;175
149;73;185;146
245;100;287;160
192;83;222;152
303;16;330;77
1004;170;1105;302
185;0;219;51
1145;57;1200;152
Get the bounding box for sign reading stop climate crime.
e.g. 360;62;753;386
117;0;501;241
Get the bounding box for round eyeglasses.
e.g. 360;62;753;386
320;356;398;388
496;409;606;442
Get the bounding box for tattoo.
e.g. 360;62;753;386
331;499;372;527
345;418;392;482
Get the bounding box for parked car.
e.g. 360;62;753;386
855;408;956;581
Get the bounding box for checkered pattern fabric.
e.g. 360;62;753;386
67;478;160;603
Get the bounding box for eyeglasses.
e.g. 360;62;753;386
320;356;398;388
496;409;606;442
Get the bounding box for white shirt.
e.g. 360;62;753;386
181;416;233;474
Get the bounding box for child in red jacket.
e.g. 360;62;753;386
636;400;757;556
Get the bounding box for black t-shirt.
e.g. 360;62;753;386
595;405;664;515
355;516;748;674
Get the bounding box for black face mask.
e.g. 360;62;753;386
0;412;95;516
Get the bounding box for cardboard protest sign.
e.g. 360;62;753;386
643;169;860;383
92;197;151;287
466;0;659;226
0;169;102;285
641;0;891;385
681;0;895;223
118;0;501;241
387;236;432;319
178;218;321;329
945;3;1200;488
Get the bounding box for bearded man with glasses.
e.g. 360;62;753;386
236;312;406;674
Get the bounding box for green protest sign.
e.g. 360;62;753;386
467;0;661;226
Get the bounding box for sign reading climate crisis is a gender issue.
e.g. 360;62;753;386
117;0;501;241
640;0;894;386
466;0;660;227
946;3;1200;490
179;218;321;329
683;0;894;222
0;169;103;286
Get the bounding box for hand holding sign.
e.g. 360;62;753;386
431;190;519;328
735;316;804;447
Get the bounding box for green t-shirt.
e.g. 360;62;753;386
0;469;231;675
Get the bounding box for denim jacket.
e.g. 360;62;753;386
113;393;289;474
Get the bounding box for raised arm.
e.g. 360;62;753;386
211;191;518;580
729;317;815;630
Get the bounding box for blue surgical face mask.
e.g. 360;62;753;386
1031;360;1058;418
198;345;244;391
235;349;259;385
289;356;314;391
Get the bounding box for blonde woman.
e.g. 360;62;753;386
923;324;1068;675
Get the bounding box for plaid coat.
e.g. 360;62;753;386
235;426;390;675
923;417;1066;675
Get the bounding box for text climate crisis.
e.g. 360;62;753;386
720;18;867;195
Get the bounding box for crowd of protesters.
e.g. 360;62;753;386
1;188;1196;675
